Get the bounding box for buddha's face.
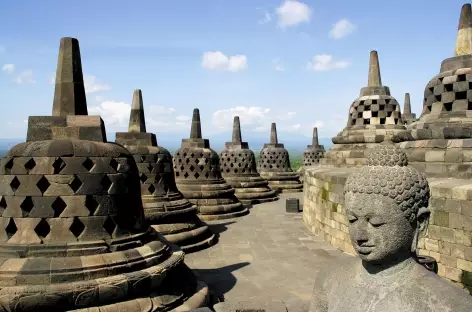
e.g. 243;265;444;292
345;192;415;264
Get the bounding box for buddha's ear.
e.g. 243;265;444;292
417;207;430;233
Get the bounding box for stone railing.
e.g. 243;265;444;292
303;167;472;294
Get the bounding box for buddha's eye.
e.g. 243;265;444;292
369;218;386;227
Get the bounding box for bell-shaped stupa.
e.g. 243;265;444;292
0;37;209;311
321;50;405;167
115;90;215;252
302;127;325;166
394;3;472;178
402;93;417;125
257;123;303;193
219;116;278;204
173;109;248;220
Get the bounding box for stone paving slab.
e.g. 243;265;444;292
185;193;351;311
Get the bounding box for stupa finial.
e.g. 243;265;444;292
312;127;319;146
190;108;202;139
232;116;242;143
367;50;382;87
270;122;278;144
404;93;412;115
52;37;88;116
455;3;472;56
128;89;146;133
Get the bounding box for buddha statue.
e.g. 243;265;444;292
308;144;472;311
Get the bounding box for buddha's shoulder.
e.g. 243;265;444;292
317;256;359;280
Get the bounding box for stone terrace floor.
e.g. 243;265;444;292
185;193;352;311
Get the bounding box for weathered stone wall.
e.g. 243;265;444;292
303;167;472;293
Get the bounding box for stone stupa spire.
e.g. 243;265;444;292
52;37;88;116
232;116;242;143
190;108;202;139
367;50;382;87
128;89;146;133
455;3;472;56
270;122;278;144
312;127;319;146
404;93;412;115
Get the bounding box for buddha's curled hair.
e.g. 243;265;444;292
344;144;430;223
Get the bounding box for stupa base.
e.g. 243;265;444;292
398;138;472;178
259;171;303;193
154;223;217;252
223;175;279;205
321;142;382;167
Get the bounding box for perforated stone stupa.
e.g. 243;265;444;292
321;50;405;167
257;123;303;193
303;127;325;166
173;109;248;220
0;37;209;311
115;90;215;252
394;3;472;178
219;116;278;205
402;93;417;125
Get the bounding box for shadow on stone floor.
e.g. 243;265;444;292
193;262;250;303
207;221;236;235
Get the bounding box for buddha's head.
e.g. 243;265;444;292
344;143;430;264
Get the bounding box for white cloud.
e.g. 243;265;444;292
272;58;284;71
202;51;248;72
83;75;112;93
14;70;36;84
329;19;356;39
306;54;351;71
2;64;15;73
88;98;188;133
275;0;312;28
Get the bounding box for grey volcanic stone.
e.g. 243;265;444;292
173;109;248;220
220;116;278;205
402;93;417;125
0;37;209;311
322;50;406;167
303;127;325;166
115;90;216;252
308;144;472;311
257;123;303;193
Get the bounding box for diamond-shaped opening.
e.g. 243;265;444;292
199;165;204;171
51;196;67;217
85;195;99;215
205;172;210;178
5;218;17;239
148;184;156;195
82;158;95;171
147;163;153;173
10;177;20;192
103;217;116;236
0;197;6;210
101;175;112;192
185;158;190;164
20;196;34;216
180;165;184;171
183;172;189;178
34;219;50;239
69;176;83;193
4;158;13;174
194;172;200;179
52;157;66;174
24;158;36;172
70;217;85;238
189;165;195;172
140;156;146;162
109;159;119;172
36;176;51;194
140;173;148;183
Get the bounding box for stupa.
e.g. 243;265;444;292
0;37;209;311
302;127;325;166
394;3;472;178
173;109;248;220
402;93;417;125
219;116;278;205
257;123;303;193
321;50;405;167
115;90;215;252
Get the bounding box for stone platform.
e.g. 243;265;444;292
185;193;348;311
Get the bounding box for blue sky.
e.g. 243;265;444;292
0;0;466;145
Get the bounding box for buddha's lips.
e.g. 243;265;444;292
357;246;375;254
